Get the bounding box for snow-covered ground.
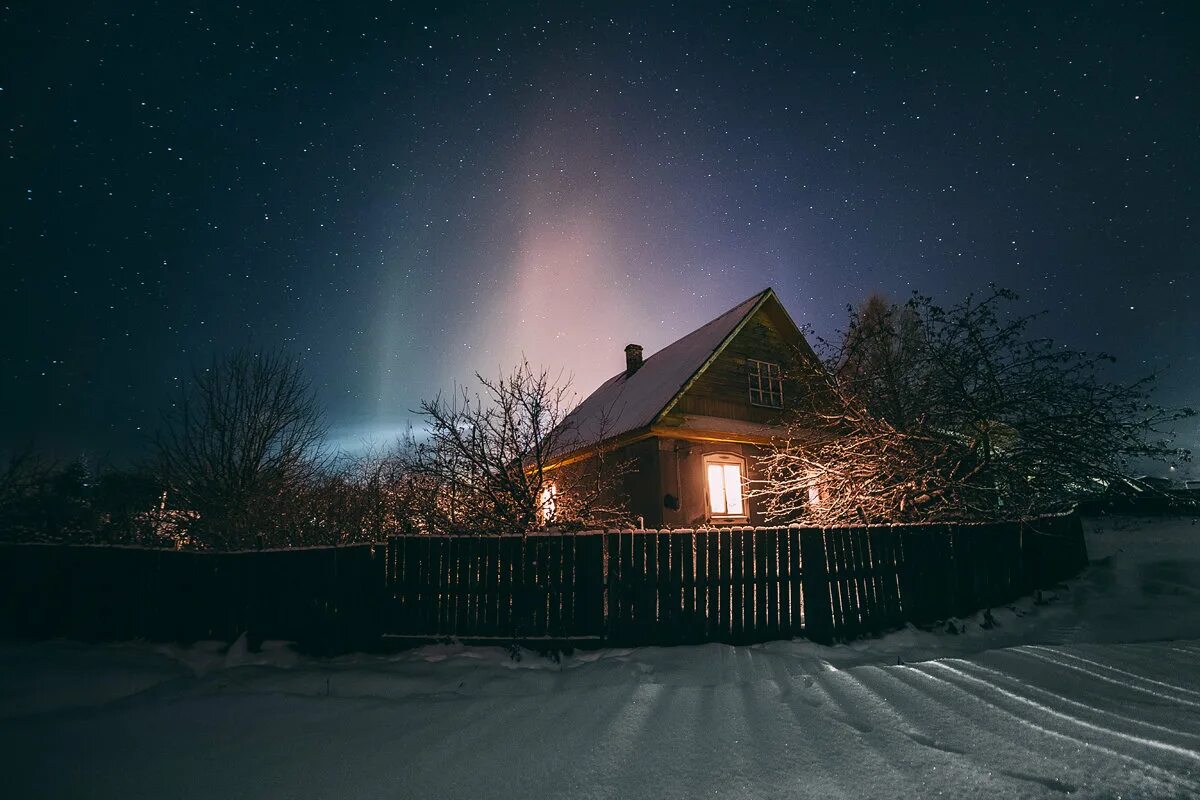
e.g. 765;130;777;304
2;515;1198;799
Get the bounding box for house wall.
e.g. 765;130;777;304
672;302;805;424
553;438;664;528
656;437;773;527
618;437;663;528
555;436;774;529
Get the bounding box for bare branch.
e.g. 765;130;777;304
750;289;1194;525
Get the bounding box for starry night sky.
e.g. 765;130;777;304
3;2;1197;470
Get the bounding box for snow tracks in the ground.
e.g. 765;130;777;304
1;638;1198;799
3;516;1199;798
826;641;1200;799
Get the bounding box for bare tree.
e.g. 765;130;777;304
295;444;427;546
545;428;637;529
0;444;57;542
751;288;1194;525
154;350;329;549
407;361;632;535
837;293;928;432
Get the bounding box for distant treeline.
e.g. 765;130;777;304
0;352;630;551
0;443;416;550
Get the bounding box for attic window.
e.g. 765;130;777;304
747;359;783;408
705;453;746;519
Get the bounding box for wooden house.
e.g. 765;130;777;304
545;288;818;527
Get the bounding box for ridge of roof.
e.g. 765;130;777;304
548;288;774;461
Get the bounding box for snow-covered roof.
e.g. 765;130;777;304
550;289;773;459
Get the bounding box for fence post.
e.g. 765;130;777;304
800;528;833;643
952;524;976;618
1066;512;1090;576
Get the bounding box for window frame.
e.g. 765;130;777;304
747;358;784;408
703;452;749;522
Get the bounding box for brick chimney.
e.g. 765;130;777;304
624;343;644;375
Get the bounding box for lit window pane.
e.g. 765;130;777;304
707;461;744;516
538;482;558;525
723;464;744;515
707;464;727;514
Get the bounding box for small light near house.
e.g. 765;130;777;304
538;482;558;526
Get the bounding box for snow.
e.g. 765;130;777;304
2;515;1199;798
552;289;769;456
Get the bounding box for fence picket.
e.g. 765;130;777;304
764;528;778;638
700;531;714;639
453;538;467;635
776;528;791;634
858;529;875;632
603;533;618;639
715;529;729;639
664;533;676;637
619;532;635;640
669;533;685;645
689;532;704;641
788;527;803;634
728;529;743;642
825;531;845;636
582;534;602;636
566;536;579;636
425;538;437;635
800;528;832;643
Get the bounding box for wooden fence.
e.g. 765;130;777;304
0;513;1087;647
383;512;1088;645
0;543;385;648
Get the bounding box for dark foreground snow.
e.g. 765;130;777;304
2;516;1198;799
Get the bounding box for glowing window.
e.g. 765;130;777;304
537;482;558;526
705;455;746;517
747;359;783;408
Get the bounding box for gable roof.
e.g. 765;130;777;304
549;288;797;461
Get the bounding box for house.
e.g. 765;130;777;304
544;288;818;528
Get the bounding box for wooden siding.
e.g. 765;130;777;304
552;438;664;528
555;435;773;536
658;438;773;527
672;302;806;423
617;438;663;528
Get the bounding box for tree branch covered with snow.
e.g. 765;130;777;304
751;288;1195;525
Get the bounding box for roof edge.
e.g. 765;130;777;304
542;426;656;472
653;287;775;423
